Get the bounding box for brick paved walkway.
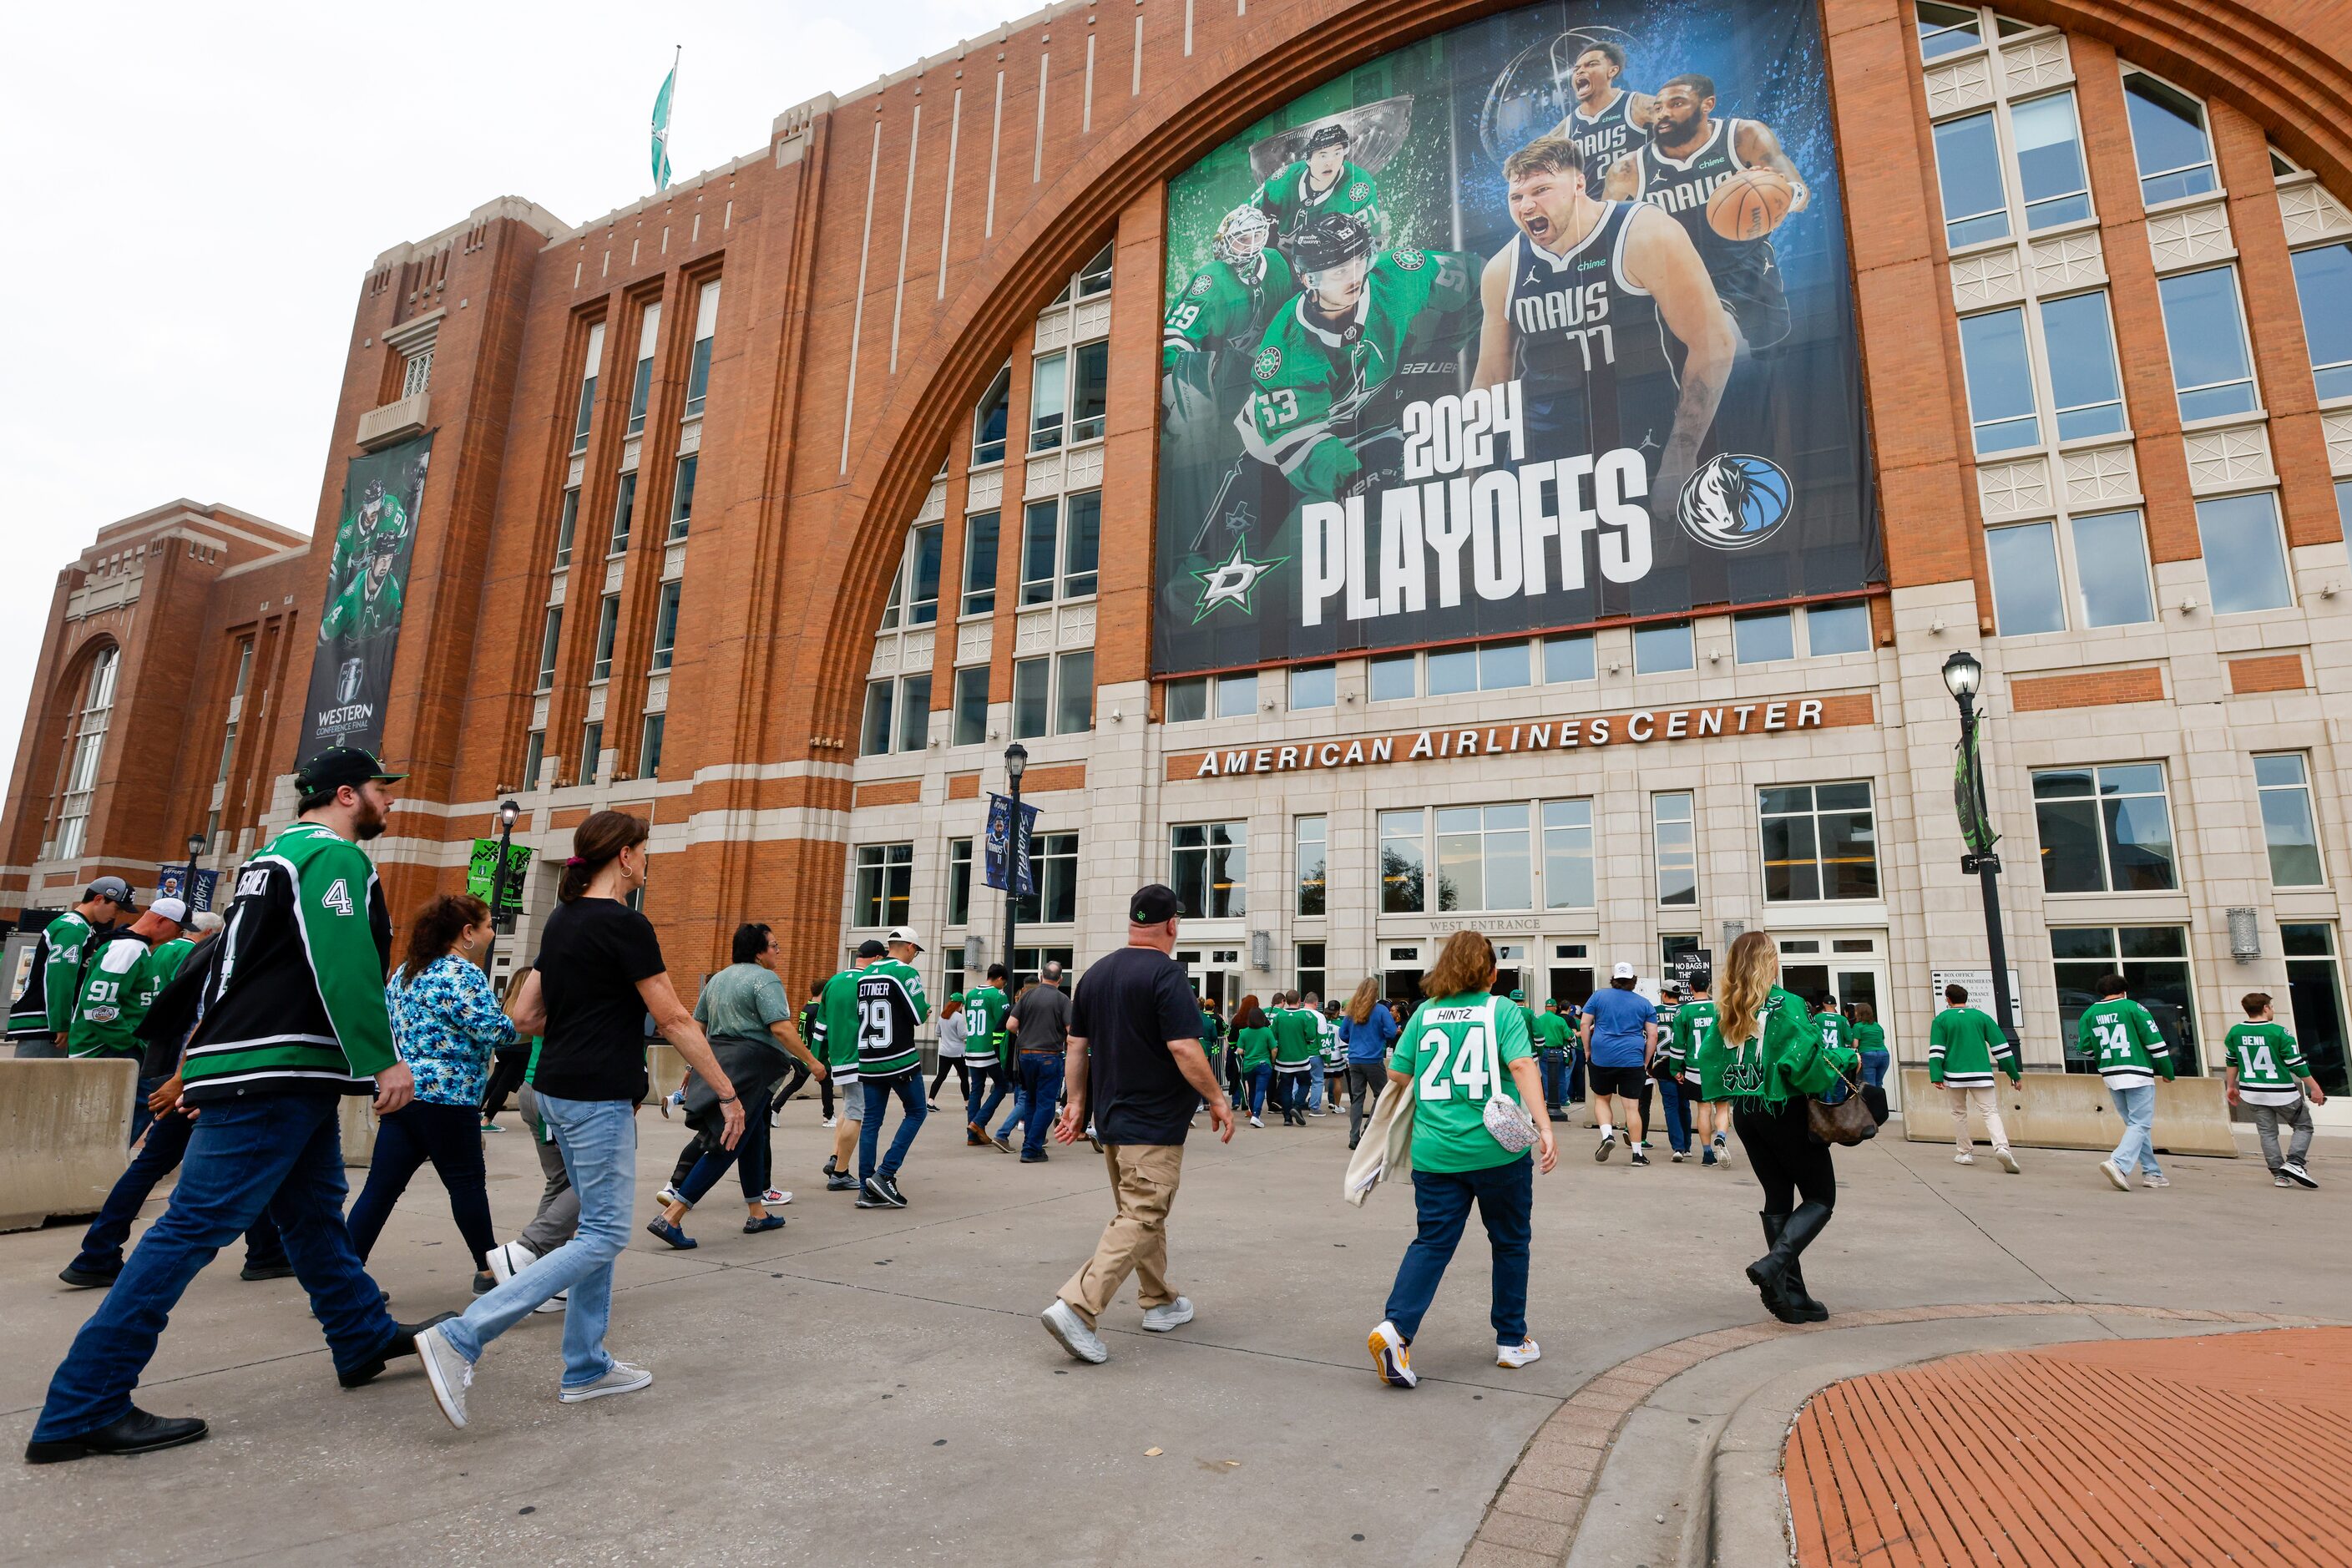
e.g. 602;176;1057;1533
1784;1326;2352;1567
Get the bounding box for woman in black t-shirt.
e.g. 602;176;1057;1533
413;812;743;1429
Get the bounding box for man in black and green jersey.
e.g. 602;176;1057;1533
1928;984;2021;1173
8;874;129;1057
1270;989;1320;1125
853;927;932;1207
1252;122;1383;251
28;748;424;1465
811;943;879;1191
962;963;1014;1146
2225;990;2324;1188
1163;205;1298;414
2077;972;2174;1191
1671;974;1727;1166
66;896;188;1144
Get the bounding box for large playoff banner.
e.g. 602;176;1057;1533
1154;0;1880;674
301;434;428;755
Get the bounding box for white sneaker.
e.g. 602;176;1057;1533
2274;1174;2294;1188
821;1116;838;1129
759;1189;793;1206
485;1240;534;1286
1496;1338;1541;1369
655;1184;684;1208
1954;1151;1975;1165
1041;1299;1108;1364
1995;1147;2020;1174
414;1324;473;1429
2283;1163;2319;1190
1368;1319;1416;1388
1249;1115;1263;1129
2099;1159;2131;1191
1141;1297;1195;1333
559;1360;653;1403
2141;1172;2170;1188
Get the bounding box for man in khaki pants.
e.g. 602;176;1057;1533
1040;884;1235;1364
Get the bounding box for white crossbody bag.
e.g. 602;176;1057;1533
1479;995;1540;1155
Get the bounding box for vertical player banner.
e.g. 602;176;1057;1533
981;793;1039;897
301;434;430;756
1154;0;1880;674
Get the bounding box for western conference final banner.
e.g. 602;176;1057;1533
301;434;428;756
1153;0;1881;675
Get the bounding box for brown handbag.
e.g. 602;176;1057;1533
1807;1062;1880;1146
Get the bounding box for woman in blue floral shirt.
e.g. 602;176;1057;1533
346;893;518;1296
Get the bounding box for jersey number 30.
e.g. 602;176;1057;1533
1416;1026;1492;1102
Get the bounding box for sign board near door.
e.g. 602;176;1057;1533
1930;969;2022;1010
1672;948;1714;992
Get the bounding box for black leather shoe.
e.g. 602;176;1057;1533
25;1407;207;1464
239;1262;296;1282
58;1263;119;1290
339;1313;458;1389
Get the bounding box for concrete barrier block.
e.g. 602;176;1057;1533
0;1059;138;1232
340;1095;377;1166
1899;1068;2237;1157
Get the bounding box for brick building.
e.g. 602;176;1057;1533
6;0;2350;1122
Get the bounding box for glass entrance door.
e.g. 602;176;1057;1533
2284;923;2349;1125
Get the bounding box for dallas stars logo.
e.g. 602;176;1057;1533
1191;538;1287;623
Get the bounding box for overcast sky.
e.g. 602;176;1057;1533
0;0;1010;808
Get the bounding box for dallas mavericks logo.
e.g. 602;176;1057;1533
336;658;365;704
1677;454;1793;551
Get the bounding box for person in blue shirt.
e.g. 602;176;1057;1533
1336;978;1402;1151
1579;962;1660;1166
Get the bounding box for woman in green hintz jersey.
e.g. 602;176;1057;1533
1232;996;1276;1130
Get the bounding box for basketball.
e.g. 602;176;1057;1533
1706;168;1794;240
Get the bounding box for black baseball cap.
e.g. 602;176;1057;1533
84;875;134;905
296;746;406;794
1130;883;1181;924
854;938;888;959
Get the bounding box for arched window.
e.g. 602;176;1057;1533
46;645;120;862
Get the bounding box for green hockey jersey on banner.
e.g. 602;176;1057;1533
1251;159;1383;246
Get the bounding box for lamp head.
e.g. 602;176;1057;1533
1941;649;1982;701
1004;741;1029;786
185;833;206;858
498;798;522;831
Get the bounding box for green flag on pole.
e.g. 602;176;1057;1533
1954;724;1999;856
650;48;678;191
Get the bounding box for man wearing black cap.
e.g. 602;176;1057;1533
8;875;130;1058
27;747;425;1464
1039;884;1233;1366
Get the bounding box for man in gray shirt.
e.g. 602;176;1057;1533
1009;963;1074;1162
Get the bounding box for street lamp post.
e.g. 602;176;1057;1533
484;798;522;974
184;833;205;912
1942;650;2020;1050
1002;743;1028;992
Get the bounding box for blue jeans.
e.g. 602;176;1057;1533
1243;1064;1272;1117
1019;1052;1065;1158
1564;1044;1586;1102
1859;1050;1890;1088
1309;1057;1328;1112
1655;1075;1694;1153
439;1094;635;1391
33;1093;397;1442
1538;1050;1568;1110
1383;1156;1533;1346
965;1062;1008;1127
1277;1069;1311;1118
859;1071;928;1181
2107;1082;2162;1177
69;1108;286;1276
130;1072;164;1147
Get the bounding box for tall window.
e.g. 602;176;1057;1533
1296;943;1327;1004
684;280;720;418
853;844;913;928
2010;90;2090;230
402;347;433;398
946;838;974;927
625;303;661;438
860;680;894;757
974;365;1011;466
668;455;696;542
609;472;637;554
1987;523;2064;635
48;646;119;861
2040;291;2126;439
1069;341;1109;443
590;594;620;681
1171;822;1247;918
895;674;931;754
2122;71;2217;205
650;580;681;672
2195;493;2293;615
2255;754;2324;888
952;666;989;746
1760;783;1880;902
1379;810;1426;913
554;487;579;568
1012;832;1079;924
579;720;604;782
1931;110;2010;247
2156;266;2258;421
1434;806;1534;912
571;322;604;456
1989;512;2156;635
1296;816;1327;916
1020;500;1060;605
1011;650;1093;738
1014;493;1098;602
2289;243;2352;401
884;523;943;628
2282;925;2351;1096
522;730;545;792
1543;800;1596;910
536;607;563;690
639;711;665;778
1063;491;1100;598
1959;308;2040;452
2033;763;2175;892
962;511;1000;617
1029;352;1067;453
2052;925;2198;1075
1652;792;1697;907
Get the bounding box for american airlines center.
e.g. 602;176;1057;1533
6;0;2351;1127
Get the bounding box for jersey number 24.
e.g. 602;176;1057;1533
1416;1026;1492;1102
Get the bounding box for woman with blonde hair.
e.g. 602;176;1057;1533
1337;976;1401;1150
1368;929;1556;1389
1702;931;1857;1324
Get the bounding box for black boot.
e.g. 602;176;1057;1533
1748;1212;1806;1323
1758;1213;1828;1322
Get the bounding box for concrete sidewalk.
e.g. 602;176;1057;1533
2;1104;2343;1566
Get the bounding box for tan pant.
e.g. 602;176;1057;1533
1948;1085;2010;1154
1058;1143;1184;1327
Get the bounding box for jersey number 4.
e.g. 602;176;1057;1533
321;878;356;917
1416;1026;1492;1103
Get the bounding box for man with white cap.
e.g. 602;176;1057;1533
1580;961;1660;1166
852;927;931;1208
8;875;130;1057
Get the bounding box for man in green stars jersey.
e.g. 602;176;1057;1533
66;898;189;1141
1531;999;1574;1124
1252;122;1383;249
1270;990;1321;1125
1240;213;1479;504
317;533;405;645
2225;990;2324;1188
1670;973;1727;1166
8;875;129;1055
811;943;880;1191
2076;972;2174;1191
1928;984;2021;1174
962;964;1014;1146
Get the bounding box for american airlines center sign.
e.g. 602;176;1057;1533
1152;0;1880;676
